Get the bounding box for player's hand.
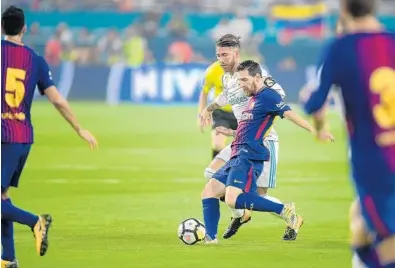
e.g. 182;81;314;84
199;108;213;132
77;129;98;150
316;130;335;143
215;126;234;137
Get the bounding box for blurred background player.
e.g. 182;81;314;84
304;0;395;267
197;45;237;160
1;6;98;268
200;34;288;240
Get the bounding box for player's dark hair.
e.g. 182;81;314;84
216;34;241;48
236;60;262;77
344;0;376;18
1;5;25;36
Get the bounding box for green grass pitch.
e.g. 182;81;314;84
11;102;354;267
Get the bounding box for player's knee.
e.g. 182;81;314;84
350;209;372;247
257;187;268;196
1;188;9;200
204;168;216;180
376;236;395;264
211;133;226;151
349;199;361;222
201;179;225;199
224;188;241;208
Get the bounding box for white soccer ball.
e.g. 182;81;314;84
177;218;206;245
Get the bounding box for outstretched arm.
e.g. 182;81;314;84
283;110;334;142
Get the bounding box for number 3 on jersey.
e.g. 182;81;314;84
369;67;395;129
5;68;26;108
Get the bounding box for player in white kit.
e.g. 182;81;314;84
200;34;290;240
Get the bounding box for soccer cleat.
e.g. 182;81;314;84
204;235;219;244
280;203;304;241
33;214;53;256
1;260;18;268
223;209;252;239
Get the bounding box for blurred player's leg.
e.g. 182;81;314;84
349;200;380;268
1;209;15;264
376;237;395;267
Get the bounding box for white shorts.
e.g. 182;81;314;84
215;140;279;188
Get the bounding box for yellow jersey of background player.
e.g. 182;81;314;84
198;61;238;159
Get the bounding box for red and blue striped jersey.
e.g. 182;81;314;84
305;32;395;184
231;88;291;160
1;40;54;143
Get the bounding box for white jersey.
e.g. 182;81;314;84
215;66;286;141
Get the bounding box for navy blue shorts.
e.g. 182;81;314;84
355;173;395;239
1;143;32;192
212;155;263;193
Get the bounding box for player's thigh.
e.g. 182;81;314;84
201;178;226;199
1;144;30;192
211;130;227;150
257;140;279;189
226;157;261;193
11;144;32;188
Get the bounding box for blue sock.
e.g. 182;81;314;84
202;198;220;239
383;263;395;268
354;245;381;268
1;198;39;228
235;192;284;214
1;199;15;261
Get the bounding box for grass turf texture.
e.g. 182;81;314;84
10;103;353;268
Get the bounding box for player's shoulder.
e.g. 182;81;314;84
205;61;223;78
334;31;395;47
258;88;282;102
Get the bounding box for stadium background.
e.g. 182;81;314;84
2;1;395;267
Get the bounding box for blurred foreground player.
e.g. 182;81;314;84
305;0;395;267
1;6;98;268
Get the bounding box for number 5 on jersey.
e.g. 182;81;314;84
5;67;26;108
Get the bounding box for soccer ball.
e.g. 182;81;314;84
177;218;206;245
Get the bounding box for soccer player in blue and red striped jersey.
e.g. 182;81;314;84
201;60;334;244
1;6;98;267
305;0;395;267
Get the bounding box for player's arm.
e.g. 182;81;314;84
200;92;228;129
283;110;316;134
197;72;213;116
37;57;98;149
304;43;338;135
261;66;286;98
215;126;235;137
268;92;334;141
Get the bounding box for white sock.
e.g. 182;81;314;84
230;208;244;218
262;194;283;204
